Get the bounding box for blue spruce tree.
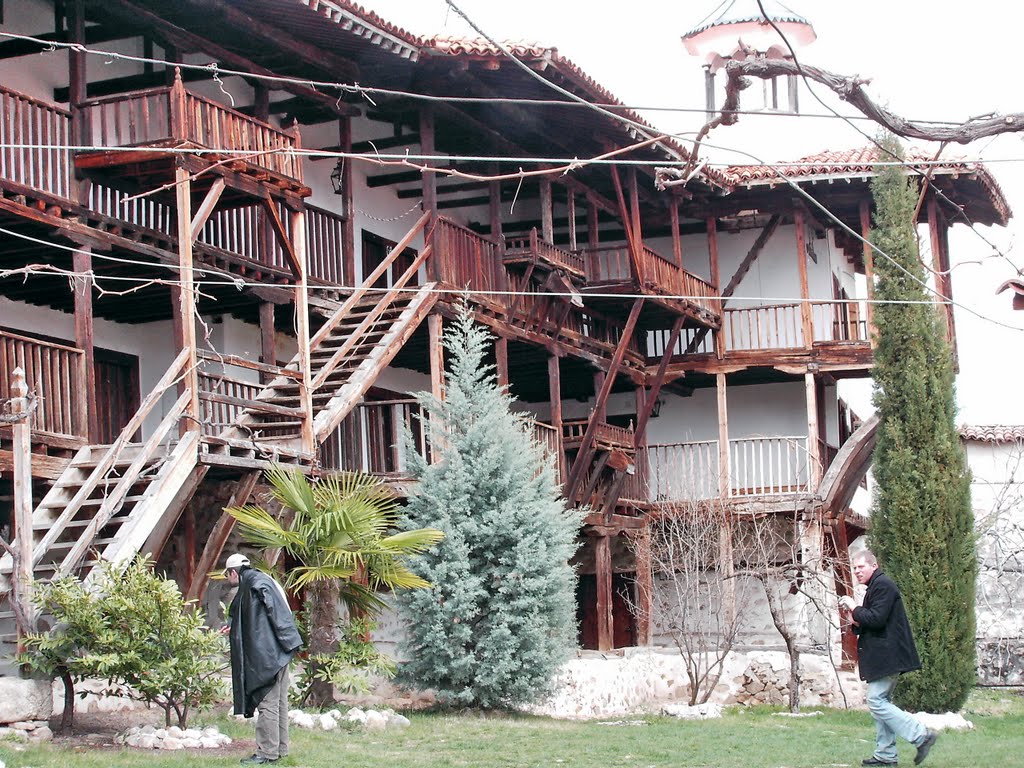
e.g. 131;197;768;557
397;306;580;708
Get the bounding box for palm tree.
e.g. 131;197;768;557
225;465;442;706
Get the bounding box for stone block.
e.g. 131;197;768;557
0;677;53;723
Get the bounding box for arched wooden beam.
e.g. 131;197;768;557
816;414;879;518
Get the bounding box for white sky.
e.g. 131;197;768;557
357;0;1024;426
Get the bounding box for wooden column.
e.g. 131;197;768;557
595;534;614;651
173;167;200;436
338;117;356;286
593;370;607;423
495;336;509;389
707;216;723;359
419;107;438;280
67;0;88;145
716;372;729;498
11;368;37;638
259;302;276;385
805;370;821;490
291;206;314;454
548;353;565;486
567;189;578;251
428;314;444;403
859;200;875;344
627;167;643;251
633;527;653;646
587;196;599;249
671;201;683;267
72;245;98;441
489;176;502;244
795;208;813;348
540;178;554;244
928;196;955;343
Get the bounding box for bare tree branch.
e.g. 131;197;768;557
724;58;1024;144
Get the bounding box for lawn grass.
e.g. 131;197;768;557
1;688;1020;768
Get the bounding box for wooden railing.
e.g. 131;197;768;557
196;350;305;438
321;398;429;475
723;303;803;351
641;441;720;501
434;217;507;298
504;228;586;277
305;205;347;285
811;301;869;343
728;436;811;496
77;82;301;181
89;180;174;234
0;330;86;440
0;85;72;199
583;245;633;283
562;419;634;450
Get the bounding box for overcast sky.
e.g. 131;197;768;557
357;0;1024;425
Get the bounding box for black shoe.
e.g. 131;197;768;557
915;730;938;765
863;758;898;767
240;756;278;765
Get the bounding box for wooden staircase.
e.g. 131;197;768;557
0;352;199;662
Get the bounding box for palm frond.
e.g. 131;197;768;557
224;504;301;549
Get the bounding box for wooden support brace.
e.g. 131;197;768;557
190;177;226;243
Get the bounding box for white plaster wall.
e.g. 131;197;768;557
0;0;68;103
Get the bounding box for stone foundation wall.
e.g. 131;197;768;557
976;638;1024;686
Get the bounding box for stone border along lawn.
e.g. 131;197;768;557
0;689;1021;768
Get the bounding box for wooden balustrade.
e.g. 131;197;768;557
0;330;86;440
583;245;633;283
723;303;803;351
434;218;507;301
77;84;301;181
0;85;72;200
641;441;719;501
811;300;869;343
562;419;634;450
640;245;717;314
321;398;428;475
728;436;810;496
196;350;304;437
89;181;174;234
504;228;586;277
305;204;347;285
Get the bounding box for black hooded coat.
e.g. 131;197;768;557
852;569;922;682
229;567;303;717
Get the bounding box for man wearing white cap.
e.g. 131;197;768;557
224;553;302;765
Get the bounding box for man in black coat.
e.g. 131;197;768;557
839;550;938;766
225;553;302;765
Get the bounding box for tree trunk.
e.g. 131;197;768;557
58;668;75;734
305;579;342;707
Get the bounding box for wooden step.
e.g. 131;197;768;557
35;493;149;512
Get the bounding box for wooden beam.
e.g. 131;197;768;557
72;244;98;441
419;106;438;281
794;208;813;348
707;216;724;360
567;189;577;251
338;117;356;286
11;368;37;637
548;353;565;487
489;175;502;242
670;201;683;267
610;166;643;281
859;200;875;342
635;316;684;446
495;335;509;389
632;527;653;646
540;178;553;244
0;23;124;61
397;180;490;199
291;206;314;454
184;471;260;604
173;166;200;435
717;372;729;498
260;193;301;277
189;177;226;243
806;371;821;490
259;301;276;385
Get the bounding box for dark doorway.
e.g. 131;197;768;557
576;572;638;650
94;349;141;443
361;230;419;288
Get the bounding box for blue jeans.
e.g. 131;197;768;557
866;675;927;762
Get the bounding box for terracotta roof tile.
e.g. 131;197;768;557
960;425;1024;443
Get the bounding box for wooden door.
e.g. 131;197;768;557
362;230;419;288
94;350;140;443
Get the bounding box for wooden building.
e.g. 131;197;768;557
0;0;1010;662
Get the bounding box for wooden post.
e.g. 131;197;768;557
489;175;502;244
540;178;554;244
627;167;643;255
587;196;599;249
716;372;729;499
548;354;565;487
633;526;653;646
671;201;683;267
173;166;200;436
11;368;37;638
495;336;509;389
718;511;736;631
259;302;276;385
805;370;821;490
291;206;315;455
72;245;98;441
567;188;578;251
593;370;607;424
928;196;955;343
795;208;813;348
860;200;875;343
338;117;356;286
596;534;613;651
419;107;438;281
67;0;88;146
707;216;723;359
428;313;444;403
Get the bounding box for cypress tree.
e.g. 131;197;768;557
869;136;976;711
396;306;580;708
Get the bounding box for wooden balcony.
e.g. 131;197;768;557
74;74;309;204
581;244;720;329
562;419;634;453
503;228;586;279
